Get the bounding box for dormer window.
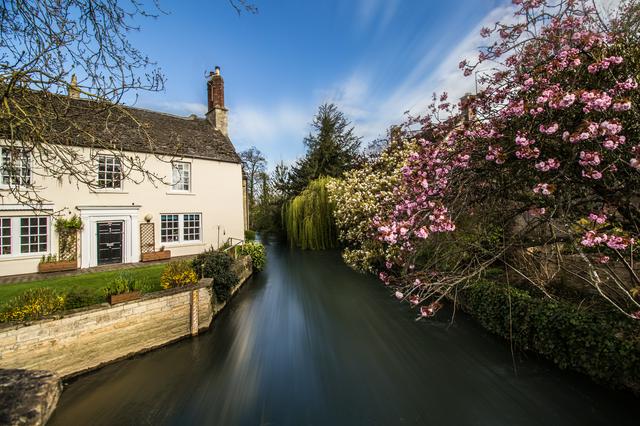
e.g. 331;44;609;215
171;162;191;192
97;155;122;189
1;147;31;186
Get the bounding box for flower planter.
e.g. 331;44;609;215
141;250;171;262
38;260;78;273
108;291;141;305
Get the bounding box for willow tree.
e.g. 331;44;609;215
283;177;338;250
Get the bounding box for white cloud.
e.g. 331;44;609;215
355;0;400;34
229;103;312;166
322;4;517;143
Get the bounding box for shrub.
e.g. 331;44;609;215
101;271;138;298
192;248;239;302
64;287;102;310
458;281;640;393
244;229;256;241
238;241;266;271
160;261;198;289
0;288;65;323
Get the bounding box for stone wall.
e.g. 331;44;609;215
0;256;253;378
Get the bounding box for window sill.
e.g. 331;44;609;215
166;191;196;196
0;253;46;262
0;184;32;191
91;189;128;194
160;241;204;248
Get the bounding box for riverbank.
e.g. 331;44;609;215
456;280;640;395
0;256;252;425
0;256;252;378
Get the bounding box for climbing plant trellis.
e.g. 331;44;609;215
140;222;155;254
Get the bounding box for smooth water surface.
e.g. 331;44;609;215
50;241;636;425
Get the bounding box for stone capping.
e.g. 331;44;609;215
0;369;61;426
0;278;214;333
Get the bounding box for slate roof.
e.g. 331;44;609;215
2;93;241;164
99;105;241;163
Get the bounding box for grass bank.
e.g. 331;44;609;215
0;265;165;308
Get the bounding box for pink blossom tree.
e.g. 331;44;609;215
375;0;640;318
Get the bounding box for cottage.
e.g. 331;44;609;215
0;67;247;277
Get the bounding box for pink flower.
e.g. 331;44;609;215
416;227;429;239
588;212;607;224
539;123;559;135
419;301;443;318
533;183;554;195
579;151;601;167
606;235;630;250
581;230;608;247
528;207;546;217
596;255;610;264
485;146;505;164
515;133;534;146
630;158;640;170
582;169;603;180
395;291;404;300
409;294;420;305
535;158;560;172
613;101;631;111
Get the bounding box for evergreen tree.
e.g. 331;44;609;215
288;103;361;194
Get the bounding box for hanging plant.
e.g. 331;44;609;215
54;215;83;233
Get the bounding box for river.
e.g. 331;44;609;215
49;240;636;425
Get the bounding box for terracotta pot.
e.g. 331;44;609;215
109;291;141;305
141;250;171;262
38;260;78;273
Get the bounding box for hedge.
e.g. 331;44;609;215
458;281;640;394
192;249;239;303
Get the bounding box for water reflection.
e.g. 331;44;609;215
49;240;636;425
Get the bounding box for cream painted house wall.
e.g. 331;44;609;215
0;145;244;277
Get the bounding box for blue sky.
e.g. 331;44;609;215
129;0;514;166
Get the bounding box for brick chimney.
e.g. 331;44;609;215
206;66;228;137
68;74;80;99
460;93;476;125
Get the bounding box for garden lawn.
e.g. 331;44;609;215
0;265;165;308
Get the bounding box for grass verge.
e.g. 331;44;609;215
0;265;165;309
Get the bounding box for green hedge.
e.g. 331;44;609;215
192;248;239;303
458;281;640;393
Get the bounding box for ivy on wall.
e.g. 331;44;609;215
458;281;640;394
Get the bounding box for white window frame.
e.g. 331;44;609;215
171;161;191;192
160;213;202;245
96;155;123;190
160;214;180;243
0;216;50;259
0;217;11;255
0;147;31;188
182;213;201;241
